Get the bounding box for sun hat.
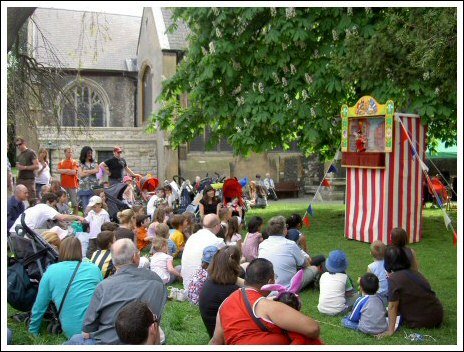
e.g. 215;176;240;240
325;250;348;273
88;195;103;207
202;245;219;264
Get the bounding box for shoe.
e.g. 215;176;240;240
176;289;187;302
167;286;178;300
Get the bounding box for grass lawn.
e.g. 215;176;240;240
7;202;459;346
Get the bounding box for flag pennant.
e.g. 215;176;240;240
322;179;331;188
401;128;409;143
307;204;314;217
328;164;338;174
411;145;418;159
436;195;443;208
443;212;452;230
303;214;311;230
316;191;323;201
419;159;429;173
453;231;457;246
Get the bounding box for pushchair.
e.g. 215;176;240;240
7;213;61;332
104;182;131;222
135;174;160;203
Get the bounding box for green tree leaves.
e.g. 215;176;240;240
152;7;457;159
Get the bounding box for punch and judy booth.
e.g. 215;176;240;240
341;96;426;244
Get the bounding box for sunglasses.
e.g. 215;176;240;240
15;142;23;146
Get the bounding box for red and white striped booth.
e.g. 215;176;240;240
341;96;426;244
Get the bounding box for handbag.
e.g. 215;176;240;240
47;261;82;334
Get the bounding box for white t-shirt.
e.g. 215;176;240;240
35;162;51;185
150;252;173;284
181;228;225;290
9;203;59;234
85;209;110;239
317;272;349;315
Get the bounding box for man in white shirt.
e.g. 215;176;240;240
258;215;317;289
263;173;278;201
9;193;84;235
181;214;225;290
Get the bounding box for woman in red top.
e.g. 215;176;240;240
210;258;320;345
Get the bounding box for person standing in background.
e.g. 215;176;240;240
7;144;14;197
35;148;52;199
99;146;141;185
15;137;39;206
78;146;99;215
57;147;80;215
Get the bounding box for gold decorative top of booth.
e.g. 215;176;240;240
341;96;394;168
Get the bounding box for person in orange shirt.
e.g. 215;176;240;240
135;214;152;252
57;147;79;215
169;214;187;259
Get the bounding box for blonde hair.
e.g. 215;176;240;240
155;223;170;239
38;147;49;163
370;240;386;260
152;237;168;252
42;231;61;249
117;209;135;225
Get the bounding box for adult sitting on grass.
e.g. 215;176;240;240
181;214;225;290
9;193;84;235
209;258;320;345
115;300;161;345
199;245;243;338
65;238;167;345
258;215;318;290
390;227;420;271
377;246;443;339
29;237;102;338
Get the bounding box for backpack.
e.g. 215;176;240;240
7;259;38;312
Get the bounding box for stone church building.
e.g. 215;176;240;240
20;7;332;194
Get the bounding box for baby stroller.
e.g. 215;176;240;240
135;174;160;203
104;182;131;222
7;213;61;332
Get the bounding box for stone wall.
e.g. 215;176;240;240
37;126;158;177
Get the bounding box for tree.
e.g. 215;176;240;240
152;7;457;159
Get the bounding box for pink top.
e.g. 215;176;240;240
242;232;263;262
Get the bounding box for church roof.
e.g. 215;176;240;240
31;8;141;71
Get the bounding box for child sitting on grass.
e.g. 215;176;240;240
150;237;182;285
187;245;219;305
318;250;359;315
366;240;388;305
135;214;151;252
342;272;388;335
242;216;264;263
152;223;177;257
261;270;324;345
169;214;187;259
90;230;116;279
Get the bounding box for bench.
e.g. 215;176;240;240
274;181;300;198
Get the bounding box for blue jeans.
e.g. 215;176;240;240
63;333;96;345
77;189;94;215
342;317;359;330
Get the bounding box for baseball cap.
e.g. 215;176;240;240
88;195;103;207
202;246;219;264
114;146;123;153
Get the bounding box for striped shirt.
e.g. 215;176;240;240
90;249;115;279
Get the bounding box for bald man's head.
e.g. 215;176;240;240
203;213;221;234
15;184;29;201
111;238;139;267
